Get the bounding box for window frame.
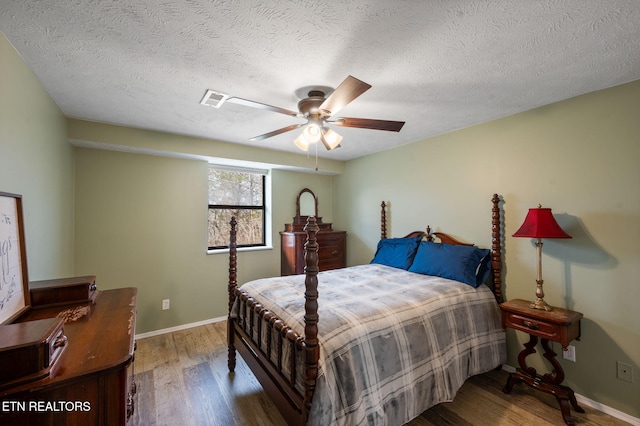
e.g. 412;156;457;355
207;165;271;252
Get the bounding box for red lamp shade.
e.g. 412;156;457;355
513;206;571;239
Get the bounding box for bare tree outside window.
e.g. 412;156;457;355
208;168;265;249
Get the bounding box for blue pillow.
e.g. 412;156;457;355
370;237;422;270
408;242;491;288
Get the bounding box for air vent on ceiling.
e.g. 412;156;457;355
200;89;229;108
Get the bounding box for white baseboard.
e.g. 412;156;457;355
501;364;516;373
501;365;639;425
574;393;640;426
134;315;227;340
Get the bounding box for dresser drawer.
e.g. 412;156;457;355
316;232;345;246
319;257;345;271
317;232;346;271
0;318;67;384
503;312;560;341
500;299;582;347
318;245;345;261
30;276;97;309
317;234;345;256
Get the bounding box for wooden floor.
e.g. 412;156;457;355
131;321;631;426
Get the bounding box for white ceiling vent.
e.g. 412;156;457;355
200;90;230;108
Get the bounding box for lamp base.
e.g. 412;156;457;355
530;297;552;311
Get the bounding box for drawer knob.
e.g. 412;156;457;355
331;250;339;256
523;320;539;330
54;334;68;349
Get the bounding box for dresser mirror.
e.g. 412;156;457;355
286;188;329;231
297;188;318;219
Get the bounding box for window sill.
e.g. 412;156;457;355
207;245;273;255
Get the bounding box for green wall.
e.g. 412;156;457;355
0;33;75;281
334;80;640;418
73;146;335;333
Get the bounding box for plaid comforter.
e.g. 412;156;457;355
234;264;506;426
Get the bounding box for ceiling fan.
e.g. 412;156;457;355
200;75;405;151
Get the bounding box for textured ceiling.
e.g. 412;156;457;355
1;1;639;161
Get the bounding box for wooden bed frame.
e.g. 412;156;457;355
227;194;503;425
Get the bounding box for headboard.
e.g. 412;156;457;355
379;195;503;303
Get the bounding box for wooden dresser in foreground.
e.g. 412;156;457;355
0;287;137;425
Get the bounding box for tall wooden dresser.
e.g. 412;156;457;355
0;287;138;425
280;221;346;275
280;187;347;276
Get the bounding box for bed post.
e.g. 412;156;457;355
228;216;238;373
381;201;387;239
491;194;504;303
302;216;320;422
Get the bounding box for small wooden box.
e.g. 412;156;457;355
29;275;97;309
0;318;67;387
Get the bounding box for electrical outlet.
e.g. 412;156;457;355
162;299;170;310
617;361;633;382
562;345;576;362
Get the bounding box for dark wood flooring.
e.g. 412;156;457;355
131;321;631;426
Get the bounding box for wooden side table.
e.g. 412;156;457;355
500;299;585;426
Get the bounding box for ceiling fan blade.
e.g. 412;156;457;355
227;96;300;117
332;117;405;132
318;76;371;117
249;123;305;141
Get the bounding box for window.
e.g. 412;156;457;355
207;166;268;250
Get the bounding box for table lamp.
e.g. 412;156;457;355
513;205;571;311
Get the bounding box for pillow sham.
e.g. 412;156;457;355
408;242;491;288
370;237;422;270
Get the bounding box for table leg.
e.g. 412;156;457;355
503;336;584;425
540;339;585;414
504;334;537;394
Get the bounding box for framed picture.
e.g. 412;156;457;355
0;192;30;324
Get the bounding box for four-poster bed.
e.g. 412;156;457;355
227;194;506;425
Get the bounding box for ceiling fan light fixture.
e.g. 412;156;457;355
294;133;310;151
302;123;321;143
321;127;343;150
